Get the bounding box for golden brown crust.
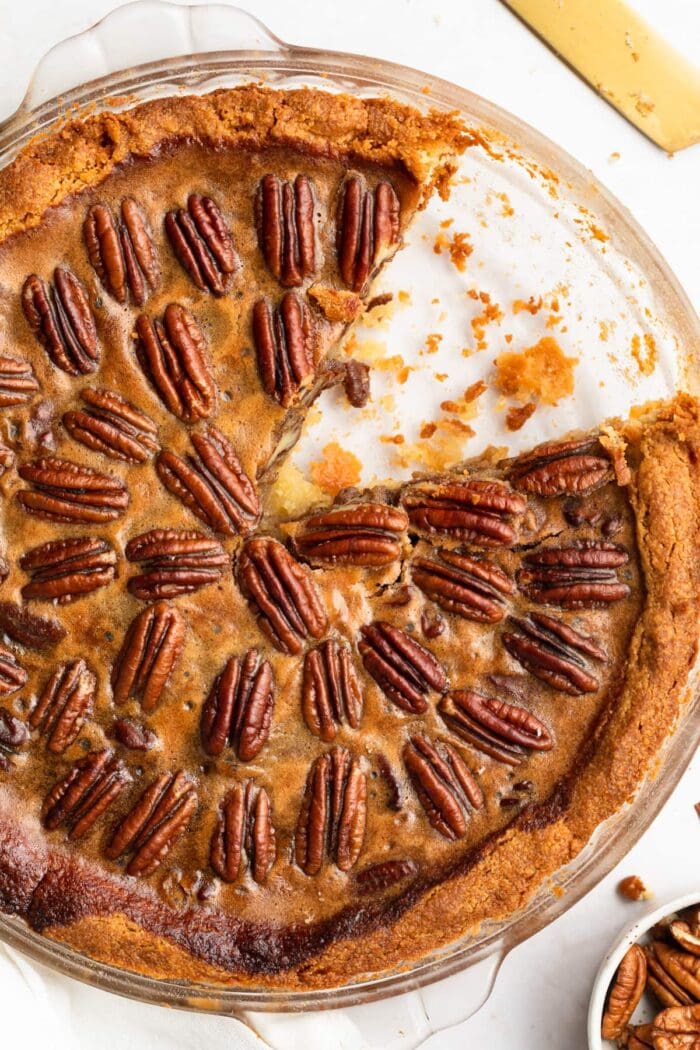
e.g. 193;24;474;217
0;84;470;241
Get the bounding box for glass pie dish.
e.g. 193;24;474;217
0;4;698;1048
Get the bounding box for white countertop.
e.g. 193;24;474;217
0;2;698;1048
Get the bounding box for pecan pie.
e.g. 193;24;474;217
0;84;699;993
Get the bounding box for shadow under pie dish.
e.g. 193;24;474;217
0;83;698;993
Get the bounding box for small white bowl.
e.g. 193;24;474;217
588;891;700;1049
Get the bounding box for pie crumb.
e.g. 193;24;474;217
617;875;652;901
493;336;577;406
310;442;362;495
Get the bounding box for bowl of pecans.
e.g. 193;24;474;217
588;892;700;1049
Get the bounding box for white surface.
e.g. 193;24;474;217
0;1;698;1048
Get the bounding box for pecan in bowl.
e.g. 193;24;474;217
589;893;700;1049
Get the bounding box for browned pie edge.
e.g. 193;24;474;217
0;394;698;990
0;83;472;242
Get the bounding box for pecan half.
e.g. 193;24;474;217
294;503;408;567
401;478;526;547
343;358;370;407
601;943;647;1040
508;436;612;496
295;746;367;874
210;780;275;884
336;176;400;292
111;718;157;751
165;194;237;295
412;548;515;623
438;689;553;765
135;304;216;423
20;537;116;604
200;648;274;761
0;645;27;697
106;770;197;876
125;528;227;600
502;612;606;695
252;293;315;407
358;621;446;714
255;173;316;286
17;457;129;524
22;269;100;375
64;387;159;463
651;942;700;1001
111;601;185;712
302;639;363;741
645;943;695;1008
156;427;260;537
670;922;700;957
84;198;159;305
0;355;40;408
404;734;484;840
0;602;66;649
42;749;131;839
237;537;327;655
652;1005;700;1049
517;541;630;607
355;858;418;895
29;659;96;753
0;708;29;770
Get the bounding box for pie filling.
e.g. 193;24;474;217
0;85;698;990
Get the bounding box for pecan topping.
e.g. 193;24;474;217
84;198;159;305
601;943;647;1040
358;621;446;714
256;173;316;286
509;436;612;496
156;428;260;537
64;387;159;463
412;548;515;623
111;718;157;751
20;537;116;604
0;355;40;408
237;537;327;654
295;746;367;874
0;602;66;649
126;528;227;600
0;708;29;770
355;858;418;895
401;478;526;546
165;194;237;295
502;612;606;695
337;176;400;292
111;601;185;712
42;749;131;839
135;304;216;423
404;734;483;840
652;1005;700;1048
302;639;363;741
106;770;197;876
0;645;27;697
200;648;274;761
252;293;314;407
517;542;631;607
294;503;408;567
210;781;275;884
29;659;96;753
438;689;553;765
22;269;100;375
343;358;370;407
17;457;129;524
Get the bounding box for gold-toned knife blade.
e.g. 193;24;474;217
502;0;700;152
